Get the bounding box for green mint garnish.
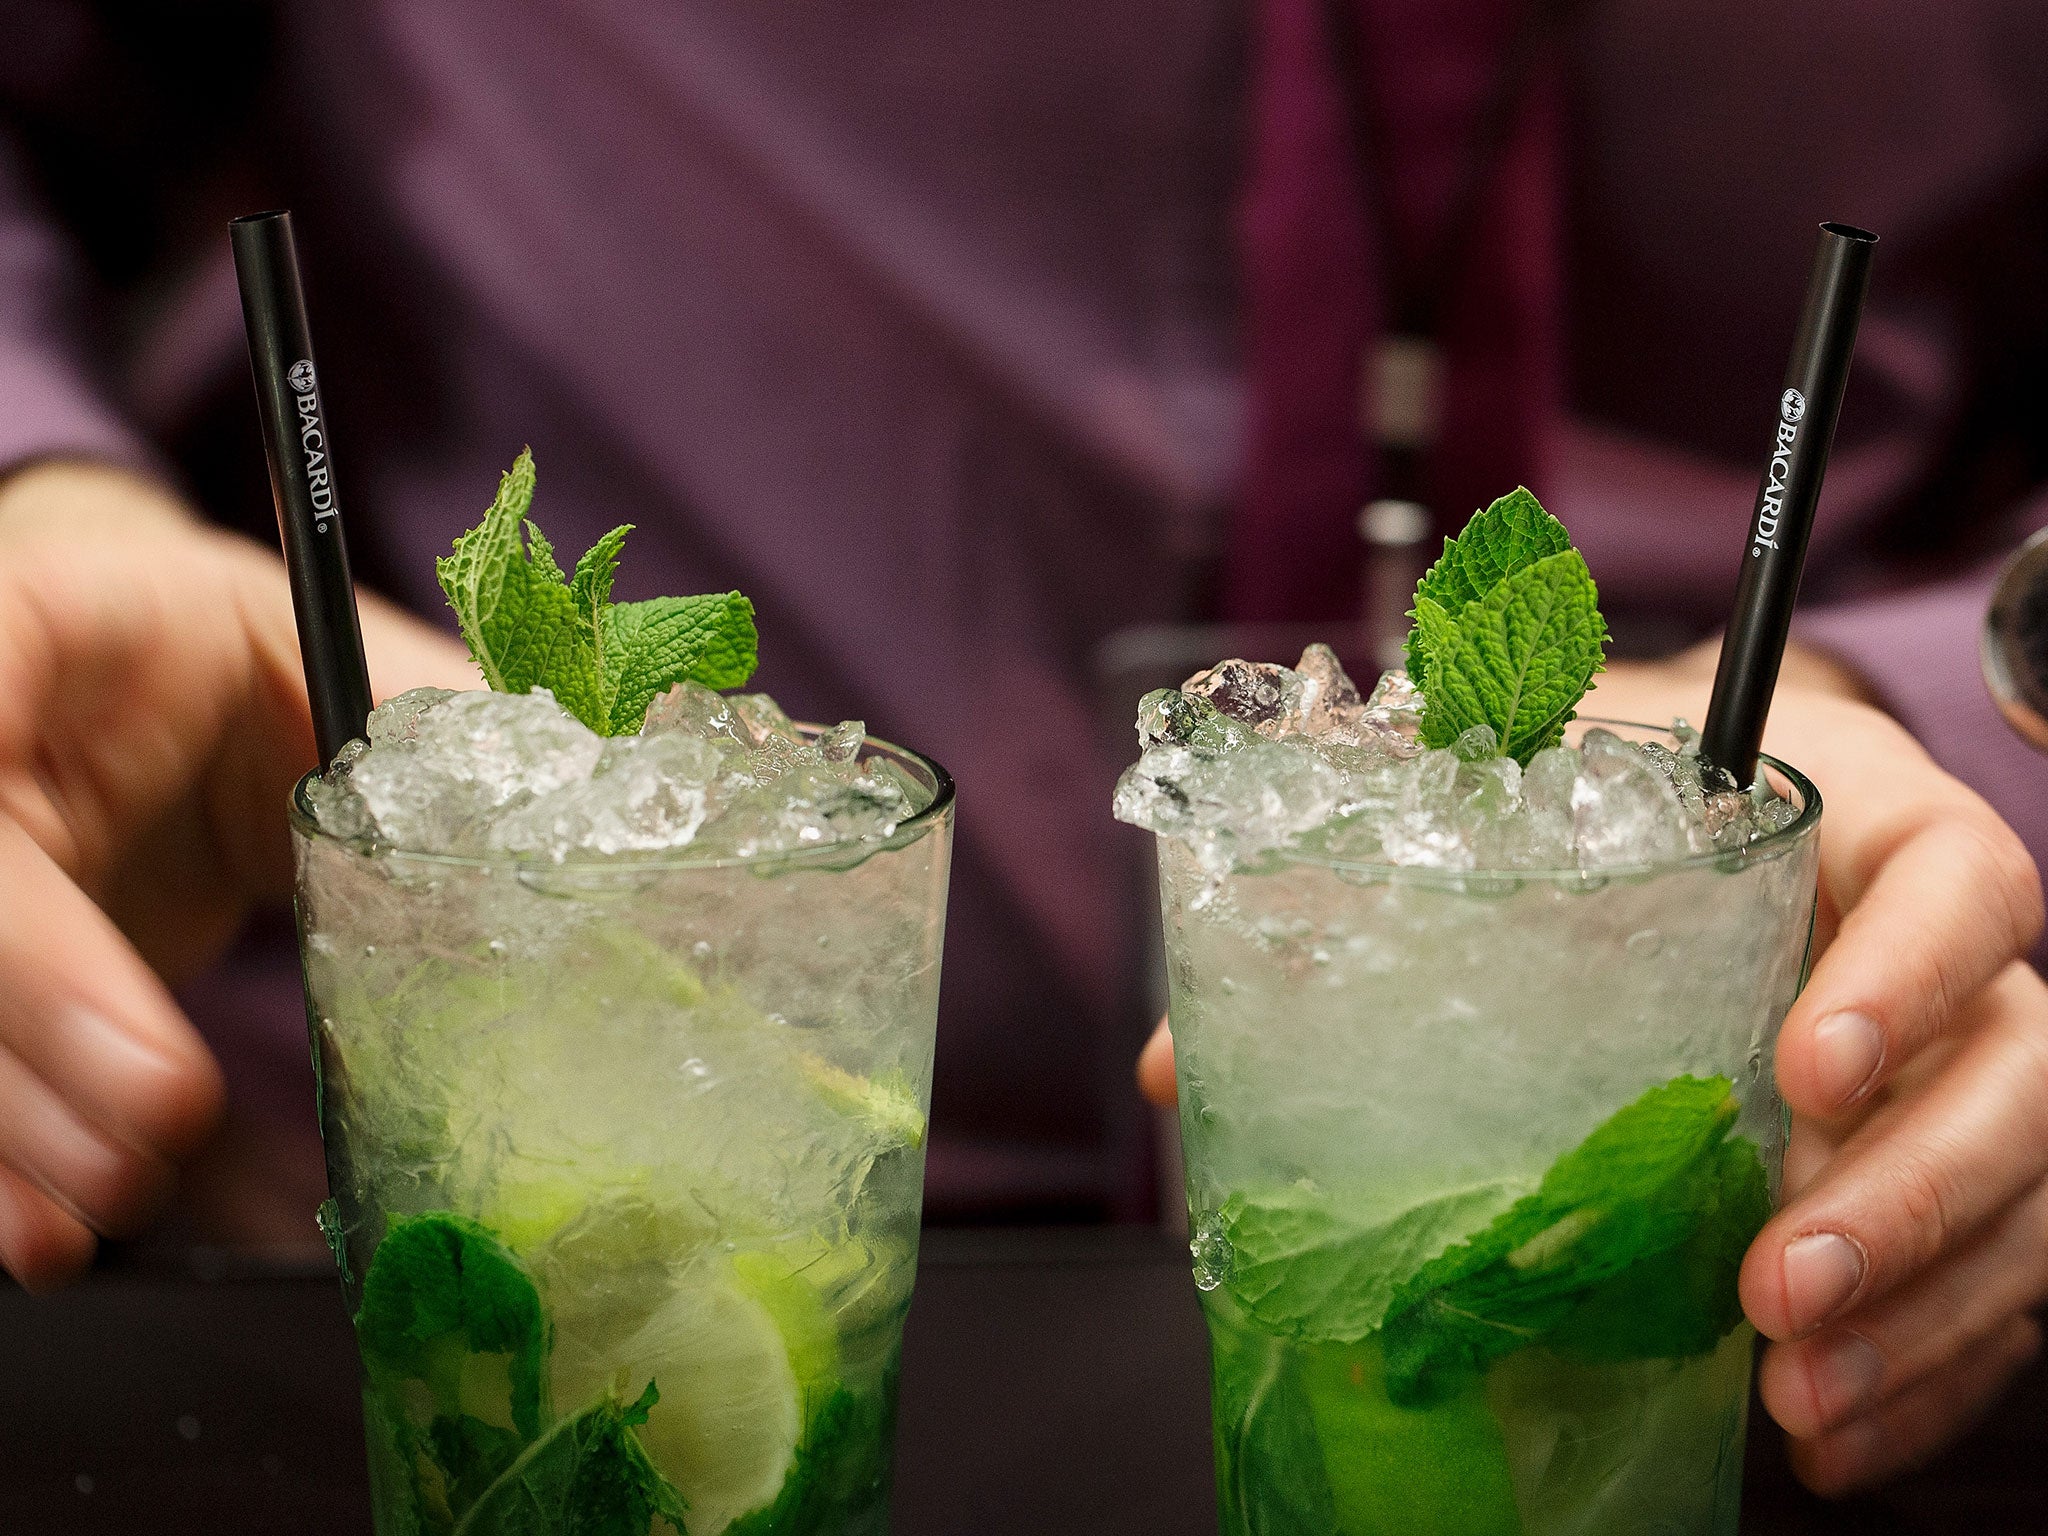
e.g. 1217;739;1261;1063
1379;1074;1764;1406
451;1381;688;1536
429;1411;530;1518
354;1211;550;1439
1219;1181;1525;1345
1209;1332;1337;1535
437;448;758;735
727;1384;893;1536
1406;487;1608;765
1536;1133;1767;1366
1215;1074;1769;1411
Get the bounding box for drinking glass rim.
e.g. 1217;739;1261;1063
289;722;956;873
1264;717;1821;888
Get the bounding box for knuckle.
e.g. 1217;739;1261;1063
1880;1144;1970;1272
1955;811;2045;950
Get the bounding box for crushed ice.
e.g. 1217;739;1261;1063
1114;644;1802;877
306;682;930;859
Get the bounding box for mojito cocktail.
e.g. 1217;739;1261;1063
1116;494;1822;1534
292;453;952;1535
297;685;951;1536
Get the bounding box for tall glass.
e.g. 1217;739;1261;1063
292;734;953;1536
1157;725;1820;1536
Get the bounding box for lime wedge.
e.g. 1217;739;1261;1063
551;1254;802;1536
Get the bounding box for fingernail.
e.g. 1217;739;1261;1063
66;1007;178;1078
1783;1232;1867;1335
1811;1011;1885;1109
1807;1332;1884;1427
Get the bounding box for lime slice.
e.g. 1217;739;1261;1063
551;1255;802;1536
476;1170;602;1253
732;1247;841;1395
798;1054;927;1150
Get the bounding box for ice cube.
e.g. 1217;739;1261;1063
350;689;604;853
488;732;723;859
1289;644;1370;738
1522;745;1579;815
1137;688;1219;749
1571;729;1689;865
1456;753;1521;818
730;692;802;747
1361;670;1425;737
1112;691;1344;877
815;720;865;766
366;687;456;748
1752;789;1802;834
1379;747;1474;868
697;761;912;858
641;681;752;749
1183;658;1301;735
305;740;375;842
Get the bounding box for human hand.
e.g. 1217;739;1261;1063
1136;642;2047;1494
0;462;473;1287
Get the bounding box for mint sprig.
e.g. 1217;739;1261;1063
437;449;758;735
1406;488;1607;764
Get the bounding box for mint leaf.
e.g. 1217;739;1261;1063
570;524;631;634
1414;548;1606;764
1220;1181;1525;1344
437;450;537;688
435;451;606;726
1542;1134;1768;1365
361;1391;437;1536
1209;1341;1335;1535
1404;488;1608;765
430;1413;528;1517
600;592;759;735
355;1211;550;1440
436;450;759;735
451;1383;687;1536
1406;486;1570;675
1381;1076;1760;1405
727;1383;894;1536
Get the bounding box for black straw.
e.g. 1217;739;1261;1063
230;210;374;764
1699;222;1876;785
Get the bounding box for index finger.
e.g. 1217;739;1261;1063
1767;704;2043;1120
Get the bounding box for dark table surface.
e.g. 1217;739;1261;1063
2;1226;2044;1534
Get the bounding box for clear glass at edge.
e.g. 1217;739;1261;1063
291;733;954;1536
1161;723;1823;1536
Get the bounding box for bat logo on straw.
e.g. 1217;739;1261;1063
1780;389;1806;425
289;359;317;394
